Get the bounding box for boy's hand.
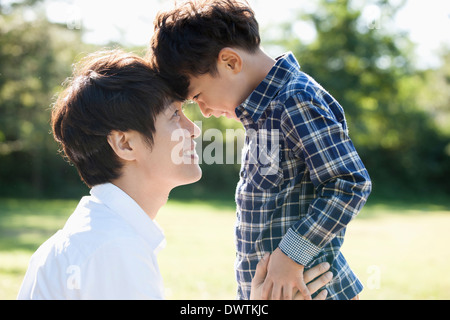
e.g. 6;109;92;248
251;252;331;300
261;248;311;300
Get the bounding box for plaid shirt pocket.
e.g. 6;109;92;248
243;129;284;190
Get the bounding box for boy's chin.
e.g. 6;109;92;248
221;112;239;121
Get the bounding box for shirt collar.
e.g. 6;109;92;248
236;52;301;124
89;183;166;254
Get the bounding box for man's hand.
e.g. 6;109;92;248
250;251;332;300
293;264;332;300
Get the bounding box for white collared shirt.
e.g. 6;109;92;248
17;183;166;300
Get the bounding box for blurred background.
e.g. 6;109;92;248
0;0;449;299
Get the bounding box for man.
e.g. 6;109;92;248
17;49;201;299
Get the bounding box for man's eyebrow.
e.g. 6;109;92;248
162;98;176;111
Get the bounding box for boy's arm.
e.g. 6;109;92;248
262;93;371;299
278;93;372;266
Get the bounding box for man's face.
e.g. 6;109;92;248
135;101;202;189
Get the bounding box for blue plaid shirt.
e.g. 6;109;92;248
234;52;372;300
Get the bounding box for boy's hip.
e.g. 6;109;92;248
235;241;362;300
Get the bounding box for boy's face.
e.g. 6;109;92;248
187;63;249;122
135;101;202;188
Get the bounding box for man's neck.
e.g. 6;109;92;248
111;176;169;221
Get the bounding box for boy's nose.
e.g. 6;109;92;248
198;101;211;118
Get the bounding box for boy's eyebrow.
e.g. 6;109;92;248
185;89;194;99
186;82;197;99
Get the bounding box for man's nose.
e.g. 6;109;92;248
182;116;201;139
191;121;201;139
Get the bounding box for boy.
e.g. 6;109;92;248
149;0;372;300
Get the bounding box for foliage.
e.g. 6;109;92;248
264;0;450;196
0;5;92;197
0;0;449;199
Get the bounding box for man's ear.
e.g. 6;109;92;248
107;130;136;161
218;47;243;74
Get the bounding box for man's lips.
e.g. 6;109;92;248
183;142;198;158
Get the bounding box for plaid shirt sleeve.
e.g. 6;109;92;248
278;91;372;267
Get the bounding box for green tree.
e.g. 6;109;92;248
0;4;92;196
266;0;450;196
416;49;450;136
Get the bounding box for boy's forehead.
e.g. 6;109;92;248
187;73;210;91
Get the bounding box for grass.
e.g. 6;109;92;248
341;203;450;299
0;196;449;300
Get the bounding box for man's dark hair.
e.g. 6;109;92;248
149;0;260;100
51;49;175;187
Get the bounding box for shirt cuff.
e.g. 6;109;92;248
278;228;321;266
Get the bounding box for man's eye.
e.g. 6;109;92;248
193;93;200;100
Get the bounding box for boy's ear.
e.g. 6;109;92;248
107;130;136;162
218;47;243;74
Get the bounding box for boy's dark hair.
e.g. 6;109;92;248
149;0;260;100
51;49;175;188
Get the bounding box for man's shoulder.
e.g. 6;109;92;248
39;196;140;261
